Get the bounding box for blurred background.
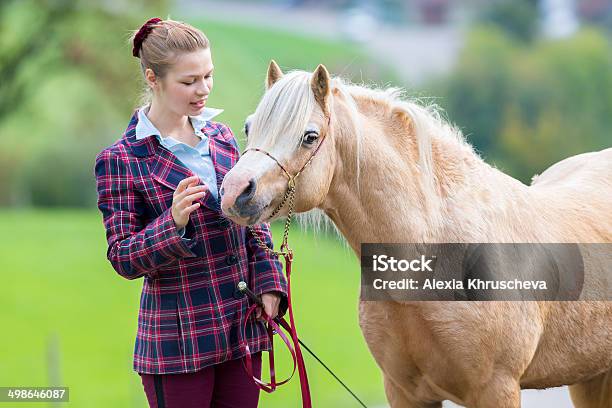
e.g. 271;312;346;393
1;0;610;406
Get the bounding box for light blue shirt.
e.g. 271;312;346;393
135;105;224;201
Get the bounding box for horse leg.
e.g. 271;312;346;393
383;375;442;408
569;370;612;408
465;375;521;408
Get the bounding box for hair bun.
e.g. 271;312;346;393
132;17;162;58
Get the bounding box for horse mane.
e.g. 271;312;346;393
299;77;474;237
336;78;472;182
252;70;473;239
251;69;469;177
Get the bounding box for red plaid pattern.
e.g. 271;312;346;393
94;111;287;374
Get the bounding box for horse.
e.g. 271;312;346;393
219;60;612;408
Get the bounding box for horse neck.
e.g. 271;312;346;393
321;96;533;254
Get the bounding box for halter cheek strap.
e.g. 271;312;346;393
243;147;297;189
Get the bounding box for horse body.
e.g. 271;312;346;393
220;61;612;407
324;92;612;405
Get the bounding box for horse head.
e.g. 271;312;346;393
220;61;337;225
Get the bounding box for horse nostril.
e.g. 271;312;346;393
220;187;225;197
235;178;256;207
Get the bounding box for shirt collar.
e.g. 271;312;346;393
135;105;224;141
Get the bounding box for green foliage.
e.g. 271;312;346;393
479;0;539;43
436;27;612;183
0;0;167;207
22;139;99;207
439;28;517;154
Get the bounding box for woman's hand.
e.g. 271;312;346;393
256;292;282;321
172;176;208;230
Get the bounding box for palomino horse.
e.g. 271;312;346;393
220;61;612;407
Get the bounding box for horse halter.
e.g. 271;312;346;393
242;113;331;256
234;113;332;408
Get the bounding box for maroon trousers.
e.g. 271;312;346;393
140;353;262;408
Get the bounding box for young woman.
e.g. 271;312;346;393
94;18;288;408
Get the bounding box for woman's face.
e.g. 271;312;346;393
148;48;214;116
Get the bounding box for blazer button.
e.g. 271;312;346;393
225;254;238;265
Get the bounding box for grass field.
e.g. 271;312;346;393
0;210;386;407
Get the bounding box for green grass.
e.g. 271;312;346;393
0;209;385;407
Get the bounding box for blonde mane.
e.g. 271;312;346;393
250;70;468;172
338;79;472;179
294;75;471;239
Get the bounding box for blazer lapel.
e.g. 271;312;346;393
150;146;219;212
207;127;238;195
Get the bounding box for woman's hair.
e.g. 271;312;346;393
129;18;210;105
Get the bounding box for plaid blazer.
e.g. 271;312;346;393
94;110;287;374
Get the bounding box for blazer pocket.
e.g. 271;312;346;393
157;293;185;359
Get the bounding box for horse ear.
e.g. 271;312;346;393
266;60;284;89
311;64;330;113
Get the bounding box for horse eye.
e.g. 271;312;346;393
302;131;319;146
243;122;250;137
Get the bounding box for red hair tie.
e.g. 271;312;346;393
132;17;162;58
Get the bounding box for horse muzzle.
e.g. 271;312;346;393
220;178;268;225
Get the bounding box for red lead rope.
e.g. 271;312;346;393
240;252;312;407
239;114;331;407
